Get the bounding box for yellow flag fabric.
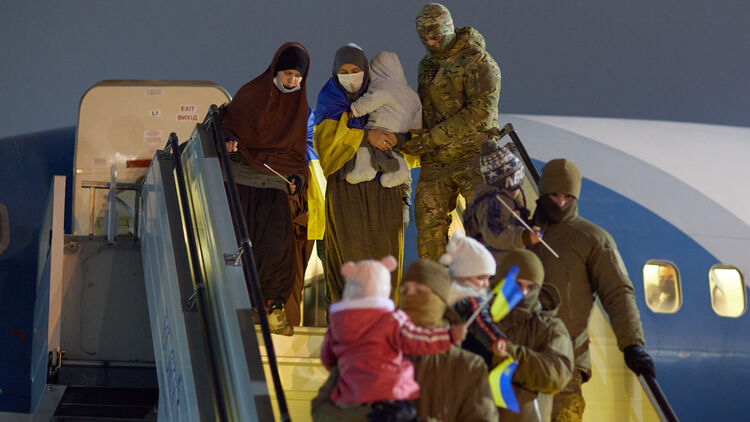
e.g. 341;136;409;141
306;159;326;240
489;356;520;412
490;267;524;322
313;114;363;178
404;152;420;169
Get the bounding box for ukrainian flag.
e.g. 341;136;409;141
312;77;365;178
489;357;520;412
490;266;524;322
305;109;326;240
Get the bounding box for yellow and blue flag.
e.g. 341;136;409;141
305;108;326;240
489;356;520;412
312;78;366;177
490;266;524;322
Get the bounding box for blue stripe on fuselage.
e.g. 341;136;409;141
0;127;75;413
531;158;750;421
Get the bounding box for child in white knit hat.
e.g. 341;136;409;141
441;229;497;292
441;231;518;362
463;139;542;271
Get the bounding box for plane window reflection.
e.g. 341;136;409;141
709;266;746;318
643;261;680;313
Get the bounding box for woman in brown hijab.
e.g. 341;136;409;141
221;42;311;336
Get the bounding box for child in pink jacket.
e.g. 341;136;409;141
320;255;465;420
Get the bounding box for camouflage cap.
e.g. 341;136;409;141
416;3;454;39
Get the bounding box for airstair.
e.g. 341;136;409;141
29;81;678;422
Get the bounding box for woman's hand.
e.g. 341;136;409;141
225;140;239;152
367;129;397;151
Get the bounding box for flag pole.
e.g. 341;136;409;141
495;194;559;258
263;163;292;185
465;295;490;327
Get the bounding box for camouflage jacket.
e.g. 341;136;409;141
401;27;501;164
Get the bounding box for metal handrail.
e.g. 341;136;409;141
639;374;679;422
202;105;291;422
169;133;229;422
500;123;540;182
81;180;143;239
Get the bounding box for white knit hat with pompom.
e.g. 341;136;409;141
439;230;496;278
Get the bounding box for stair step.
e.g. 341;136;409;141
256;326;328;422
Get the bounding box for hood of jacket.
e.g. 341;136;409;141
369;51;408;85
430;27;486;59
538;283;562;316
328;297;394;344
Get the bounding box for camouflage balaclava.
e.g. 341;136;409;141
416;3;456;56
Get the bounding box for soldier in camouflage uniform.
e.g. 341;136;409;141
399;3;502;261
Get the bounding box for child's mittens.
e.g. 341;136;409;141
350;104;362;118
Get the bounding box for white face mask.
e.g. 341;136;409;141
337;72;365;93
273;75;301;93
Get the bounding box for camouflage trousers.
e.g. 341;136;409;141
551;370;586;422
414;157;483;261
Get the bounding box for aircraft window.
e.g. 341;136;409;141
642;261;681;313
709;266;746;318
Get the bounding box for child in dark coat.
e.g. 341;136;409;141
463;139;542;272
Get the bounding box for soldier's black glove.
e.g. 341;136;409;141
394;131;412;146
624;345;655;378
